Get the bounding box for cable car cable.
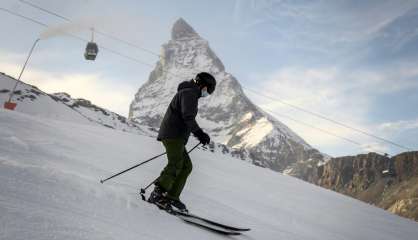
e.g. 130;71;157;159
0;8;161;67
0;7;48;27
243;87;412;151
18;0;161;57
261;107;390;157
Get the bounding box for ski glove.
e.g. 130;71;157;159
194;129;210;145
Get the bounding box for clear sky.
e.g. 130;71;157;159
1;0;418;157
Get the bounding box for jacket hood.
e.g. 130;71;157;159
177;80;199;92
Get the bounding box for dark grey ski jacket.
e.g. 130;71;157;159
157;80;201;142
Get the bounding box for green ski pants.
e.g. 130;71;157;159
157;139;192;200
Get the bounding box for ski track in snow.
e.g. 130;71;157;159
1;109;417;240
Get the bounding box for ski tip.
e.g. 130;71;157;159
99;179;104;184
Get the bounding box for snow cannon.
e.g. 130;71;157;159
4;101;17;110
84;28;99;61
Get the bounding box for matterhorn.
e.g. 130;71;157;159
129;18;324;172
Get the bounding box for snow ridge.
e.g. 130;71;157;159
0;72;150;135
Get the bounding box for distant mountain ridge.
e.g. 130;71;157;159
0;72;150;135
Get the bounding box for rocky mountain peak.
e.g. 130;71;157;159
130;18;324;172
171;18;200;40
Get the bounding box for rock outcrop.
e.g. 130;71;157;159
291;151;418;222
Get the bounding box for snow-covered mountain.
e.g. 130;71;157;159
1;108;417;240
0;72;150;135
129;18;324;171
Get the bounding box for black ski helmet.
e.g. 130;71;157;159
195;72;216;94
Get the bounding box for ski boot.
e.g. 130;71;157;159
147;185;172;212
169;199;188;213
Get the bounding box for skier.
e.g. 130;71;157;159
148;72;216;213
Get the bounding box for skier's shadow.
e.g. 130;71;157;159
233;232;256;240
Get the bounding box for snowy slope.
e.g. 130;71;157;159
1;109;417;240
0;72;91;124
129;18;324;172
0;72;149;135
52;92;150;135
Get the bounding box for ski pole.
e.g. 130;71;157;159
100;151;167;184
100;143;201;184
140;142;201;201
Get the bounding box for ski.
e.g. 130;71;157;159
140;193;250;234
172;210;250;233
173;211;242;235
